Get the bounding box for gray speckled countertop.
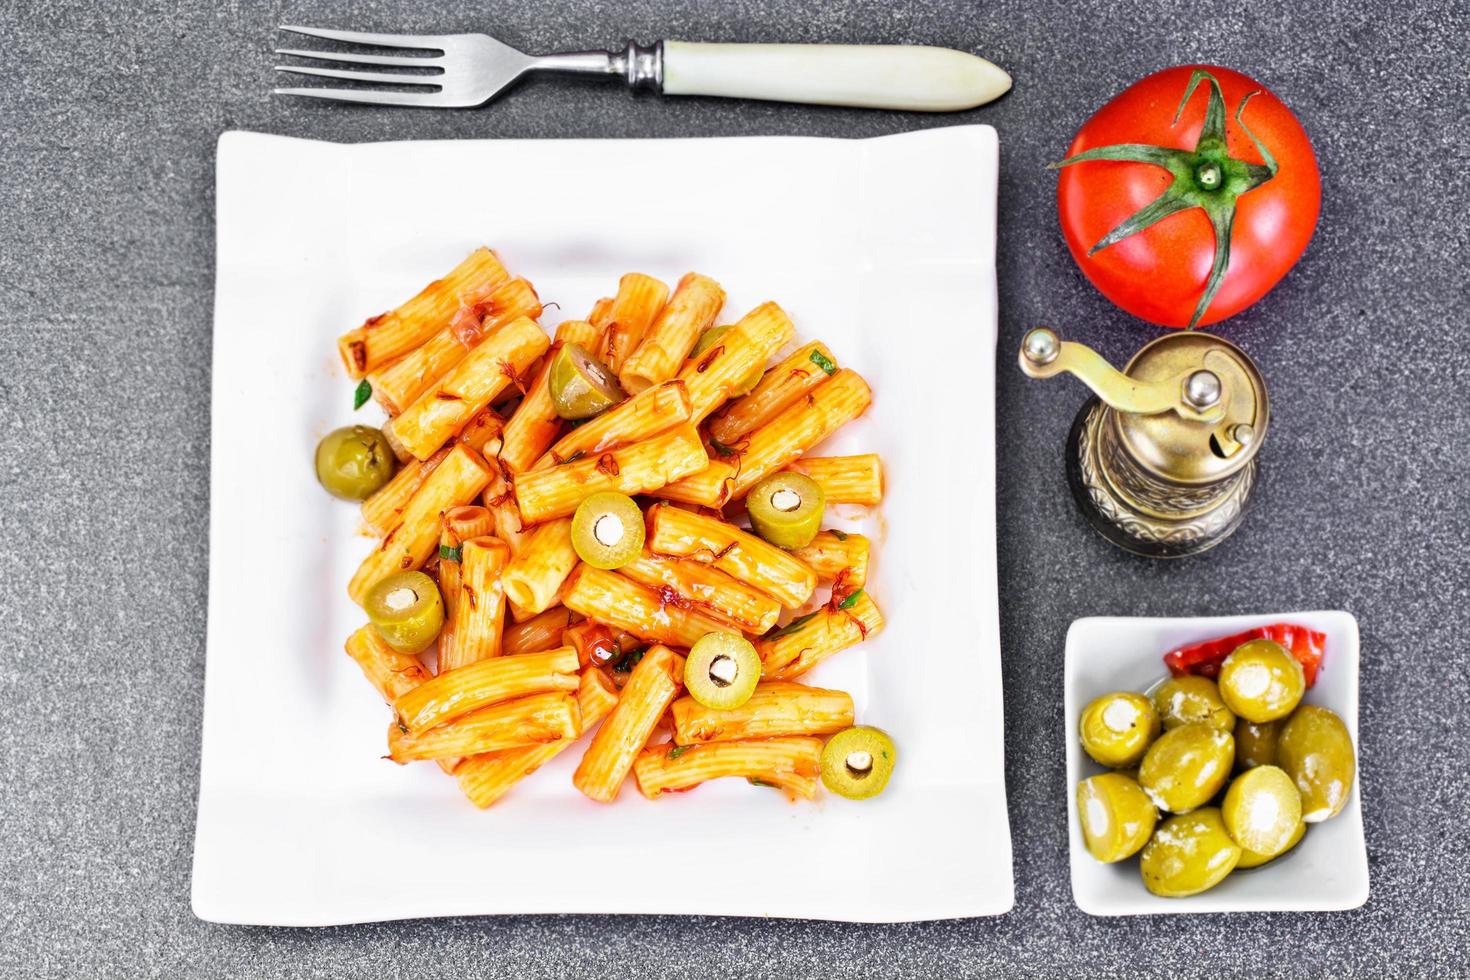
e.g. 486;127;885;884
2;0;1467;977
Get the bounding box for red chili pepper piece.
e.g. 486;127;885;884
1163;622;1326;688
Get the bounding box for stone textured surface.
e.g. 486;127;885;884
1;0;1466;977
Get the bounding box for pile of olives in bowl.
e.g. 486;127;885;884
1075;639;1357;898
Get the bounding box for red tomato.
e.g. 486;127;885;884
1055;65;1320;328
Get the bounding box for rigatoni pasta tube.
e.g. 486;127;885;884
649;457;737;508
573;645;683;802
785;454;884;506
338;246;508;378
440;536;511;672
596;273;670;376
457;407;505;456
674;301;796;423
618;552;781;635
345;624;432;703
360;445;449;537
555;318;603;351
513;423;708;524
619;273;724;393
388;691;579;763
393;646;580;734
482;466;530;555
348;444;493;605
498;344;567;475
436;526;463;662
386;315;550;461
536;380;690;469
502;606;576;657
443;505;493;543
455;668;621;808
723;369;873;500
633;737;822;800
368;277;542;415
562;566;733;649
760;591;885;680
671;682;854;745
501;518;578;614
645;503;816;609
790;531;869;588
707;341;838;444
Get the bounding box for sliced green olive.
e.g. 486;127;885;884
1079;691;1160;768
571;492;645;569
1221;765;1302;856
1153;674;1236;732
820;726;896;800
365;570;444;654
746;472;825;549
315;425;398;500
1236;818;1306;869
684;631;761;710
549;343;625;420
1218;639;1305;723
1077;772;1157;863
1139;808;1241;898
691;325;763;395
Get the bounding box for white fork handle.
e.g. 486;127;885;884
660;41;1011;112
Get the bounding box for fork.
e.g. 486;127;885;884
274;26;1011;112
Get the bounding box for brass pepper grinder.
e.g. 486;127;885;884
1018;328;1270;558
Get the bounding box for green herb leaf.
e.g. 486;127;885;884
837;588;865;610
613;648;647;673
809;350;837;376
764;611;818;640
747;778;775;788
669;745;692;760
709;438;740;458
353;379;373;410
438;544;462;562
829;529;848;541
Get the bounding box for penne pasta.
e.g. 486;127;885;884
562;566;733;649
348;444;494;605
633;737;822;801
440;535;512;671
360;445;449;537
675;301;796;423
338;247;509;379
456;406;506;456
707;341;839;444
389;691;580;763
535;380;691;469
501;518;578;614
645;503;816;609
393;646;580;734
455;668;621;808
789;531;870;588
368;277;542;415
759;591;885;680
345;624;432;703
618;551;781;635
671;681;854;745
785;454;884;506
619;272;725;394
573;645;684;802
596;273;670;376
386;315;550;461
723;369;873;501
502;606;577;657
498;341;567;474
513;422;709;525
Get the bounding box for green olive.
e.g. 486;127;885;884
1138;722;1235;814
1139;808;1241;898
364;571;445;654
549;343;625;420
1278;705;1357;823
1218;639;1305;723
1237;819;1306;869
1078;691;1160;768
315;425;398;500
1235;718;1283;771
1153;675;1236;732
684;632;761;710
571;492;645;569
820;726;896;800
690;325;763;395
1221;765;1302;856
1076;772;1157;863
746;472;825;549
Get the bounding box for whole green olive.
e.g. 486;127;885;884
1139;808;1240;898
1153;675;1236;732
1078;691;1160;768
1077;772;1157;863
1218;639;1305;723
1278;705;1356;823
1138;722;1235;814
315;425;398;500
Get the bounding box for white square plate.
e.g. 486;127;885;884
1064;611;1368;916
192;126;1012;925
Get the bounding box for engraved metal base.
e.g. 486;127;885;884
1065;399;1257;559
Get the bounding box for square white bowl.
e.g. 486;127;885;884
191;127;1013;925
1064;611;1368;916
